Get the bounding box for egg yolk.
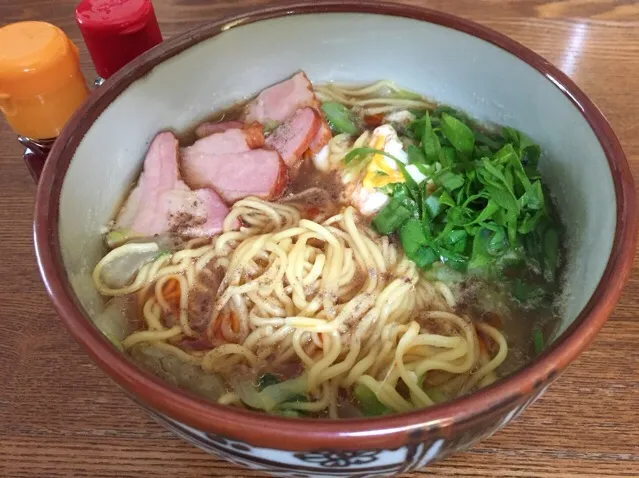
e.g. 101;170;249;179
362;134;404;189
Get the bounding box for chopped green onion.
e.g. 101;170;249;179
372;198;411;234
434;169;464;191
424;195;441;218
532;327;544;354
272;409;303;418
438;190;456;207
344;147;370;165
286;393;309;403
425;387;447;404
257;373;280;391
422;112;441;164
513;280;547;303
438;247;468;272
440;112;475;155
370;105;561;291
321;102;358;135
234;375;307;412
399;219;428;255
446;229;468;254
354;383;391;417
439;146;456;168
407;144;427;164
474;130;503;151
412;246;438;268
544;228;559;279
486;227;508;256
398;220;439;268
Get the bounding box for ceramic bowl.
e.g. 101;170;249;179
33;2;637;476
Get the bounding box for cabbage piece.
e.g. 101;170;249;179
106;230;183;251
130;344;225;401
99;242;161;288
353;383;391;417
106;229;138;249
233;375;308;412
93;296;136;350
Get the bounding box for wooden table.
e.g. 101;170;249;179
1;1;638;477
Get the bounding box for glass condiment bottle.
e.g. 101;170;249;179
0;21;90;181
75;0;163;85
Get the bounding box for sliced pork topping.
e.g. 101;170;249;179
195;120;244;139
113;132;231;238
182;149;287;204
180;189;235;237
243;72;319;124
188;259;224;333
308;119;332;154
183;123;264;159
265;107;320;168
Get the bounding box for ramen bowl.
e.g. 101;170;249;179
33;2;636;476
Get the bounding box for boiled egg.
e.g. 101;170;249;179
385;110;416;128
312;144;330;172
311;123;431;217
362;124;409;189
353;125;435;215
351;184;390;216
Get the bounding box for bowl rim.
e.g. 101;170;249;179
34;0;637;451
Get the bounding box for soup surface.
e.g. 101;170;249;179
92;72;564;418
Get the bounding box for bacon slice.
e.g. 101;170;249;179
188;259;224;333
243;72;320;124
308;118;332;154
183;123;265;159
265;107;320;168
182;149;287;204
195;120;244;138
113;132;231;238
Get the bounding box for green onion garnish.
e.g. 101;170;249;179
532;327;544;354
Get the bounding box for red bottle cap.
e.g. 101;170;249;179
75;0;163;79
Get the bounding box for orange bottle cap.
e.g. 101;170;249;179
0;22;80;98
0;22;89;138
